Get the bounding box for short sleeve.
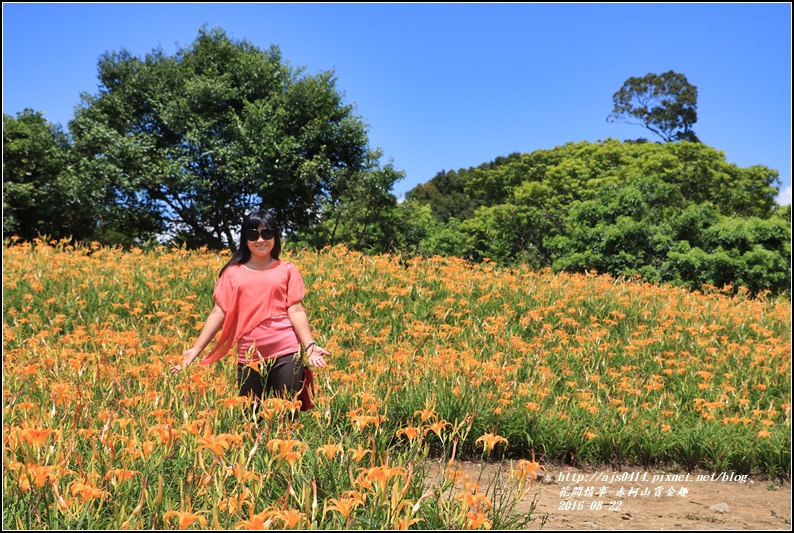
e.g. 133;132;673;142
212;269;235;314
286;262;306;307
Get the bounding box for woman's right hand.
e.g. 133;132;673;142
171;347;201;374
306;344;329;368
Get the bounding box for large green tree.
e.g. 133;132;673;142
2;110;96;241
69;25;393;249
607;71;699;143
302;156;404;253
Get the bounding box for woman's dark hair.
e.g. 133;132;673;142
219;210;281;277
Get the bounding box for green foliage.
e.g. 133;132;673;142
304;158;404;254
661;215;792;294
66;25;393;249
607;70;699;142
407;139;788;294
406;168;484;222
460;180;566;268
390;200;441;257
2;110;95;241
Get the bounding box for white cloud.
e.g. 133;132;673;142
776;185;791;206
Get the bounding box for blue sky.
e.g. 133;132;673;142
3;3;791;204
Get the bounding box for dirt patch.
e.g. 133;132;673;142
426;460;791;530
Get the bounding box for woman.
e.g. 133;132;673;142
171;210;328;407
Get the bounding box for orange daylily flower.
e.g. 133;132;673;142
196;434;231;457
512;456;546;485
163;510;208;530
19;428;58;447
456;486;491;511
181;419;207;436
217;396;247;410
19;464;60;492
227;463;261;484
414;407;436;422
142;440;156;458
105;468;140;486
316;442;344;460
394;516;424;530
270;508;305;529
423;419;450;438
219;488;252;515
51;382;75;406
466;510;493;530
148;424;179;447
396;426;421;441
234;511;273;530
70;480;111;503
356;465;407;491
348;444;372;463
475;433;508;453
325;491;365;519
266;438;308;466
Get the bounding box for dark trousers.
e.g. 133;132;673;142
237;352;303;403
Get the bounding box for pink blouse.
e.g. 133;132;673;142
199;261;306;365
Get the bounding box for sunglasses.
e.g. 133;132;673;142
245;228;277;241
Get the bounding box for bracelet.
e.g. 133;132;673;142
304;341;316;352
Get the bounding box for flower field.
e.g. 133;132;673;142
3;239;791;529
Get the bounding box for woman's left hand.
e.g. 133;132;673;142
306;344;329;368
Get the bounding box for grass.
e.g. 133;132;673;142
3;238;790;529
